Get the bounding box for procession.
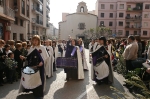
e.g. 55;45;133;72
1;0;150;99
0;34;150;99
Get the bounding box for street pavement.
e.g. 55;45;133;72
0;49;134;99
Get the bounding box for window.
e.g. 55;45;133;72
143;31;147;35
110;4;113;9
145;4;150;9
13;33;17;40
144;14;149;18
39;4;43;14
134;31;137;35
101;4;105;9
20;19;23;26
101;13;104;17
20;34;24;41
109;22;113;26
80;7;84;12
0;0;4;6
120;4;124;9
118;30;123;35
27;5;29;17
14;17;18;25
126;31;129;36
119;21;123;26
109;13;113;18
100;21;104;26
144;22;148;27
22;0;25;14
119;13;124;17
78;23;85;30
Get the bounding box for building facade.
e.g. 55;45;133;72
10;0;30;41
0;0;15;41
29;0;50;40
59;2;97;40
95;0;150;39
46;23;59;39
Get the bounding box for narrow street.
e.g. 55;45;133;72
0;49;133;99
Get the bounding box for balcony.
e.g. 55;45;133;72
46;14;50;20
33;0;43;4
32;5;43;15
2;7;15;21
32;31;39;35
47;23;50;27
32;18;43;26
125;16;142;22
125;25;141;30
46;5;50;11
126;7;142;12
47;0;50;3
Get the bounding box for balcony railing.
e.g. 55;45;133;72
46;5;50;11
4;7;15;18
32;18;43;25
46;14;50;18
125;16;142;21
47;23;50;27
40;0;43;3
126;7;142;12
32;5;43;14
125;25;141;29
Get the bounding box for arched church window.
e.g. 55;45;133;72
80;7;84;12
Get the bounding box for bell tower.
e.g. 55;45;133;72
76;1;88;13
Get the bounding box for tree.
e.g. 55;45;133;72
83;27;111;39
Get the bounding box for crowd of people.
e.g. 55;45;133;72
89;35;150;84
1;34;150;99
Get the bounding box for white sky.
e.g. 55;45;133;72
50;0;97;28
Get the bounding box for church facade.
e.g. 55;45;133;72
59;2;98;40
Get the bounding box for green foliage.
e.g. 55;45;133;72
83;27;111;39
113;53;150;98
114;54;126;76
99;86;130;99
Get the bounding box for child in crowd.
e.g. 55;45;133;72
5;52;18;84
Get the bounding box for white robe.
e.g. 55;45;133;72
18;45;49;93
107;44;112;60
76;46;84;79
93;42;98;52
89;43;93;62
82;47;88;70
45;46;54;77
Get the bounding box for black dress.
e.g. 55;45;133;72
14;49;23;77
24;49;45;97
65;46;78;80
